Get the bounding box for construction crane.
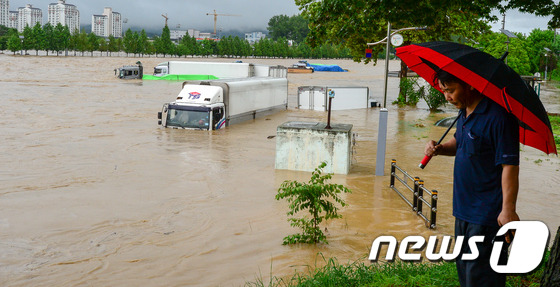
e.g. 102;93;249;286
206;10;241;35
161;13;169;27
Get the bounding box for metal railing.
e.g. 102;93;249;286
390;159;438;229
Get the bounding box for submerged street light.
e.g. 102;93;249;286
544;47;551;80
367;24;428;176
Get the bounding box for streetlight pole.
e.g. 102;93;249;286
544;47;551;81
383;22;391;108
367;25;427;108
19;35;24;56
366;24;427;176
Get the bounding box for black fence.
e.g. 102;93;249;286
389;159;438;229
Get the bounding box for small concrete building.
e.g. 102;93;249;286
275;121;353;174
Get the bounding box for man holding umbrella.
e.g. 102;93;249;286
397;41;557;287
425;69;519;286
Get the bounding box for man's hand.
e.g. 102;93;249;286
424;140;440;157
424;137;457;157
497;209;519;227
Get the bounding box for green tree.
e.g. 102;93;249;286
295;0;559;63
160;25;174;57
54;23;70;56
139;29;149;57
87;32;99;56
275;162;351;245
241;38;252;57
21;26;34;54
475;31;532;76
0;25;18;50
68;28;80;56
295;42;312;58
0;24;16;36
99;37;108;56
107;34;118;56
76;31;89;56
177;34;197;57
132;31;142;56
526;29;556;76
123;29;135;56
7;33;22;55
42;22;54;56
144;39;155;56
267;14;309;43
199;39;216;57
31;23;45;55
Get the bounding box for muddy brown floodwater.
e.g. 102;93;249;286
0;54;558;287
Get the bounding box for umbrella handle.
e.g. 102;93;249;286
418;114;460;169
419;155;432;169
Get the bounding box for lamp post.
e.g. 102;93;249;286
500;29;517;65
367;24;428;108
366;23;427;176
544;47;551;81
19;35;24;56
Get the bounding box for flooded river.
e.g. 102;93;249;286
1;54;559;286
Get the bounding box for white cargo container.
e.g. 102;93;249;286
298;86;369;111
152;61;286;79
158;77;288;130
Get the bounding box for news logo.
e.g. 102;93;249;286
369;221;549;274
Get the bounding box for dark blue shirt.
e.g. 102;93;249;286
453;97;519;227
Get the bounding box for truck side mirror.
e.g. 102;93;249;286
158;112;162;120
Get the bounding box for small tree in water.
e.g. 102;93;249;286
275;162;351;244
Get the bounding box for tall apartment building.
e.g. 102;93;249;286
8;10;17;29
17;4;42;32
48;0;79;33
0;0;8;27
245;32;266;44
170;29;201;41
92;7;122;38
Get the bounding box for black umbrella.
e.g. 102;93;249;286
396;41;557;168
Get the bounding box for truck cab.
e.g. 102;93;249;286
158;84;226;130
153;64;168;77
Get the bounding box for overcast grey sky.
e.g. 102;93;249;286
9;0;301;31
8;0;555;35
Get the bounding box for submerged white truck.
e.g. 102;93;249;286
148;61;286;80
157;77;288;130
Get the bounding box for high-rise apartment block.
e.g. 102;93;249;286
0;0;9;27
92;7;122;38
17;4;42;32
8;10;17;29
48;0;79;33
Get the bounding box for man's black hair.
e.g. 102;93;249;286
433;69;467;87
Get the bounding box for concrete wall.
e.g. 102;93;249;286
275;121;353;174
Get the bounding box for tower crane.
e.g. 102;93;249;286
161;13;169;27
205;10;241;36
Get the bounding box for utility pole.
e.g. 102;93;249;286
161;13;169;27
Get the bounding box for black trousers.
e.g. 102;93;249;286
455;218;509;287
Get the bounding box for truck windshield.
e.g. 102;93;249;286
166;108;210;129
154;67;166;76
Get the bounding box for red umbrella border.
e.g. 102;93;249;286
396;44;557;155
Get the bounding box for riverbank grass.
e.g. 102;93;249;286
247;251;549;287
